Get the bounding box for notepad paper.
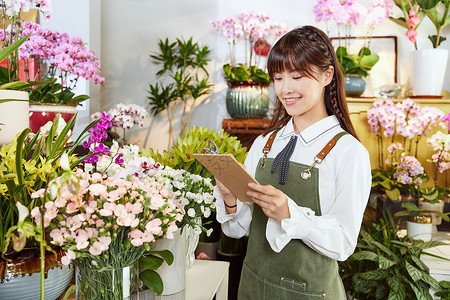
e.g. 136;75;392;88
193;153;258;203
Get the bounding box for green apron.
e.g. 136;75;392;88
238;133;347;299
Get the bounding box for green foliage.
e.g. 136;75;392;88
138;249;174;295
223;63;270;84
340;213;446;299
28;76;90;105
435;280;450;299
336;46;380;77
147;37;213;147
143;126;247;184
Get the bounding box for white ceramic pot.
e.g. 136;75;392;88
410;49;448;96
150;230;186;297
0;90;29;146
407;220;432;241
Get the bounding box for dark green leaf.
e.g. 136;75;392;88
139;269;164;295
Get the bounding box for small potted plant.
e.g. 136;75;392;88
211;11;288;118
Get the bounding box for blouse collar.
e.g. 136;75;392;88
279;116;341;144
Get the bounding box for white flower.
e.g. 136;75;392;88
187;208;195;217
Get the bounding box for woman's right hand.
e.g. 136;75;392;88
215;179;233;196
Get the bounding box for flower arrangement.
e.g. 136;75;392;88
367;98;450;218
0;21;104;104
390;0;450;48
91;103;148;144
210;11;288;84
313;0;392;77
152;166;215;235
30;168;183;299
0;0;51;88
0;114;98;256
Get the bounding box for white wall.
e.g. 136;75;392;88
50;0;450;152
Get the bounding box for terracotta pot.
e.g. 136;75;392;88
0;246;73;300
29;103;77;133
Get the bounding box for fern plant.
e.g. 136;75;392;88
340;212;446;299
147;37;212;150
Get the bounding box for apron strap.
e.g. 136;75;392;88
300;131;349;180
259;130;278;170
316;131;348;160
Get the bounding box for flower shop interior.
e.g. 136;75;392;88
1;0;450;299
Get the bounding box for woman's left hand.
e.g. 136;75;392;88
247;183;290;222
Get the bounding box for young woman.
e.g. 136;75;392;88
214;26;372;299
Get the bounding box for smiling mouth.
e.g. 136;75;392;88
284;97;302;105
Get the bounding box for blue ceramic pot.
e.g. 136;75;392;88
344;74;366;97
226;82;269;118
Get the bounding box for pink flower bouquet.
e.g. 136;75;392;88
30;169;184;298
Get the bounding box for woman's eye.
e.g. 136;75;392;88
293;76;303;80
274;77;282;81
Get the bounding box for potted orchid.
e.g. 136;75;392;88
389;0;450;96
210;11;288;118
367;99;450;239
313;0;391;97
0;21;105;133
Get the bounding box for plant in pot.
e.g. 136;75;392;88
147;36;212;150
339;211;447;299
0;1;52;145
210;11;288;119
0;114;100;300
146;125;248;300
389;0;450;96
313;0;392;97
367;99;449;238
0;21;105;133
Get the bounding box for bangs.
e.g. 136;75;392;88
267;31;325;81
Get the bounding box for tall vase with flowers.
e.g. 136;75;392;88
367;99;450;239
210;11;288;118
81;116;216;295
313;0;392;97
390;0;450;96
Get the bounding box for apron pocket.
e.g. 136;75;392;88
264;276;327;299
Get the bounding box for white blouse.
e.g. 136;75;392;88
215;115;372;261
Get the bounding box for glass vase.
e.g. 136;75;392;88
226;81;270;118
75;261;139;300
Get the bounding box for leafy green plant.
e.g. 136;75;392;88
28;76;90;105
147;37;212;149
340;213;446;299
336;46;380;77
143;126;247;184
435;280;450;299
223;63;270;84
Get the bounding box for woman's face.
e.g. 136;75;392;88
273;66;333;133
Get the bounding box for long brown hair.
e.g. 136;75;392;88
264;25;358;140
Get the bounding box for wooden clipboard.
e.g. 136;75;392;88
193;153;258;203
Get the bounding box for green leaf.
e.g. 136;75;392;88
410;281;433;300
359;269;386;280
0;34;30;62
139;255;164;270
387;276;406;300
416;0;440;10
379;256;396;269
386;188;401;201
150;249;174;265
139;269;164;295
406;261;423;282
350;250;379;262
